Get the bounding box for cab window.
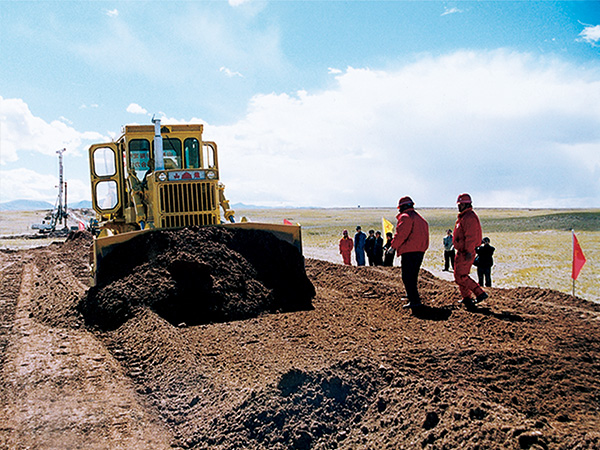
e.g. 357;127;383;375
156;137;182;169
203;143;216;169
93;146;117;177
128;139;150;178
95;180;119;210
184;138;200;169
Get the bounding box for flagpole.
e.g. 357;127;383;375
571;229;587;299
572;229;575;297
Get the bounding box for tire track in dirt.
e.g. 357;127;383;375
0;250;174;450
0;251;26;377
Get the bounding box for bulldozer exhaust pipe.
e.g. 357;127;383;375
152;117;164;171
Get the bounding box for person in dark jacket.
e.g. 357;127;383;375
374;231;384;266
365;229;376;266
443;229;455;271
476;237;495;287
391;196;429;309
383;232;395;266
354;226;367;266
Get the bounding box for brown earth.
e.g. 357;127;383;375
0;229;599;450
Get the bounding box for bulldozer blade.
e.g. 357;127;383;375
91;223;302;286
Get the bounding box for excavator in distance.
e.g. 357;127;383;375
89;118;302;285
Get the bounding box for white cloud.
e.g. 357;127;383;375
227;0;267;16
328;67;342;74
0;168;91;204
0;97;105;165
4;51;599;208
578;24;600;45
0;168;58;203
106;9;119;17
219;66;244;78
228;0;251;6
441;7;462;16
126;103;149;115
206;51;600;208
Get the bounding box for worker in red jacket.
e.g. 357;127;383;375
391;196;429;309
453;193;488;307
339;229;354;265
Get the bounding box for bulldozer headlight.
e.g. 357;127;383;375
157;172;167;182
207;171;216;179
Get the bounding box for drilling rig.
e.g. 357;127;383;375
31;148;71;235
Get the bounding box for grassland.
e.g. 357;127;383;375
1;207;598;303
236;207;600;304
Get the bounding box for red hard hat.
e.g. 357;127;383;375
457;193;472;204
398;196;414;207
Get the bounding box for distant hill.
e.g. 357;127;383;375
232;202;266;210
231;203;312;210
70;200;93;209
0;199;92;211
0;200;53;211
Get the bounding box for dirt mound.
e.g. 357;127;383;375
196;359;385;450
79;227;315;330
1;236;599;449
26;230;93;329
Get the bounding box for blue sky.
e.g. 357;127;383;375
1;1;599;208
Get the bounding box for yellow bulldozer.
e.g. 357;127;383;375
88;118;301;285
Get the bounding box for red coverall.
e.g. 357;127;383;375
453;207;485;299
339;237;354;265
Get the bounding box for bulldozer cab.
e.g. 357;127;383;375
89;122;227;232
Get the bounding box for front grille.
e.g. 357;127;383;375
158;181;218;229
159;181;217;213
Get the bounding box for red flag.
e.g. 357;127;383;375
78;221;86;231
572;231;587;280
283;219;293;226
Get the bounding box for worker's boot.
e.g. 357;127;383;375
402;298;422;309
459;297;476;309
475;292;489;304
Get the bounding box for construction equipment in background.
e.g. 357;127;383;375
89;118;302;284
32;148;72;236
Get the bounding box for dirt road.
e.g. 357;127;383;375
0;231;598;449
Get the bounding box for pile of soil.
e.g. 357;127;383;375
80;227;316;329
0;229;599;449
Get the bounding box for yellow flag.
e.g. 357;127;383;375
382;217;394;235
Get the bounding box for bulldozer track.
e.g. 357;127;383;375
0;248;173;450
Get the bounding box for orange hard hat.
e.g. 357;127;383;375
398;196;414;207
457;193;472;204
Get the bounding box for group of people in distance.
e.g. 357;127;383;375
339;227;396;267
339;193;492;311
